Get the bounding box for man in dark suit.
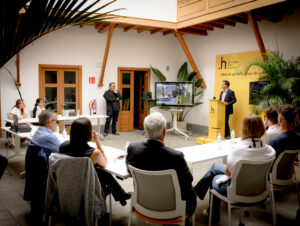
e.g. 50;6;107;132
103;82;122;136
126;112;197;220
219;80;237;138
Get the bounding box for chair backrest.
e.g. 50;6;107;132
270;150;300;186
227;157;275;203
128;165;186;220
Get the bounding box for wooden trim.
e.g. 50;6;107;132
98;24;115;87
175;31;206;88
192;24;214;31
16;52;21;86
204;22;224;29
247;11;267;60
137;27;147;33
179;28;208;36
98;23;110;33
177;0;286;29
213;19;236;27
163;30;174;36
95;22;103;30
150;28;162;35
124;25;135;32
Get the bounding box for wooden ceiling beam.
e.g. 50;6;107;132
204;22;224;29
175;31;206;89
124;25;135;32
98;24;116;86
94;22;103;30
224;16;248;24
235;13;249;20
163;30;174;36
137;27;147;33
252;13;279;22
178;28;208;36
150;28;162;35
192;24;214;31
98;23;110;33
213;19;236;27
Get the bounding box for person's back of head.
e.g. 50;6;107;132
277;105;296;129
70;117;92;148
39;110;57;132
241;114;265;140
144;112;166;140
264;106;278;125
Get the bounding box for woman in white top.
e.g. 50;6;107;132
32;98;45;118
8;99;29;120
262;106;281;144
194;114;275;223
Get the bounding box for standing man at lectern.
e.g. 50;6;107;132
219;80;237;138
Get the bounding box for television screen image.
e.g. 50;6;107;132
249;81;270;105
155;82;194;107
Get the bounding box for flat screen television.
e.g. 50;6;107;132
155;82;194;107
249;81;270;105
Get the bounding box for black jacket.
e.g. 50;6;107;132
103;90;122;112
126;139;196;215
219;89;237;115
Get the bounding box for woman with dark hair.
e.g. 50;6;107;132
59;117;131;206
32;98;45;118
194;114;275;223
8;99;29;120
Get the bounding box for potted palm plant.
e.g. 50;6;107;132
245;51;300;113
150;62;204;131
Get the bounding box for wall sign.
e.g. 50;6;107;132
89;77;95;84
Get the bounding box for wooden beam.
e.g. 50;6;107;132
247;12;267;60
98;23;110;33
224;16;248;24
94;22;103;30
124;25;135;32
175;31;206;88
204;22;224;29
150;28;162;35
163;30;174;36
98;24;115;87
179;28;208;36
213;19;236;27
16;52;21;86
137;27;147;33
192;24;214;31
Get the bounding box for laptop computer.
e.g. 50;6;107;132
11;114;32;133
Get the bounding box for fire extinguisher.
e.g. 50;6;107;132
89;99;97;115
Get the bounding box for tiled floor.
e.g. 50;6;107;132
0;130;299;225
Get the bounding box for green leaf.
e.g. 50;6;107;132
177;62;188;81
150;66;166;81
195;79;203;88
187;71;197;81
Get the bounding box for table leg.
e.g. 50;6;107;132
8;135;22;159
97;118;104;140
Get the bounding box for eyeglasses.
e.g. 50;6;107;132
52;120;60;123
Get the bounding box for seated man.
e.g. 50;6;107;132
31;110;60;153
126;112;196;220
294;108;300;134
262;106;281;144
0;154;8;179
269;105;300;156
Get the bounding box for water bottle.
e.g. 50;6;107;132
231;130;235;145
62;128;67;138
217;133;222;150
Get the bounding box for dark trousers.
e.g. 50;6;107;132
0;154;8;179
225;112;230;138
104;111;119;134
194;163;231;221
95;168;127;202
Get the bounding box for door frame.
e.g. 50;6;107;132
117;67;151;131
39;64;82;114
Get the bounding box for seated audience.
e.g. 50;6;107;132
0;154;8;179
31;110;60;153
269;105;300;156
32;98;45;118
60;117;131;206
194;114;275;223
8;99;29;120
262;106;281;144
126;112;197;220
294;108;300;134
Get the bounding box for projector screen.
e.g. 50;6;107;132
155;82;194;107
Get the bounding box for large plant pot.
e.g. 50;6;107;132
170;121;187;131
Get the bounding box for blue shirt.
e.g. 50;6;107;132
32;127;60;153
269;130;300;156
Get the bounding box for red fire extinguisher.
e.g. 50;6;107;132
89;99;97;115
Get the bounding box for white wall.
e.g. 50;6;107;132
0;25;185;125
183;9;300;126
86;0;177;22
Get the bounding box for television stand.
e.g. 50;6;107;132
167;107;189;139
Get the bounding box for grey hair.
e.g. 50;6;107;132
39;110;55;126
144;112;166;139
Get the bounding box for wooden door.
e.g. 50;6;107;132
39;65;82;114
138;71;150;130
118;70;134;132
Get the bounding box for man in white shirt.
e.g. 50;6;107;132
262;106;281;144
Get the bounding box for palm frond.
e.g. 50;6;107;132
150;66;166;82
177;62;188;81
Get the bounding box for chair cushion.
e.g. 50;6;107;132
133;209;188;224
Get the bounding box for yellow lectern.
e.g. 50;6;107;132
208;99;226;140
